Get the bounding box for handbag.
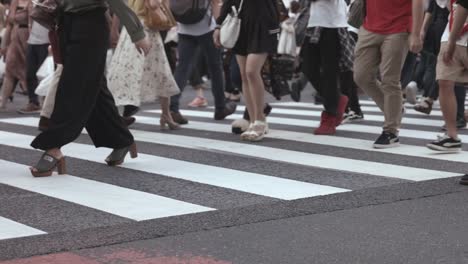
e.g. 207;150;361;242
30;0;59;30
144;0;176;31
220;0;244;49
348;0;366;29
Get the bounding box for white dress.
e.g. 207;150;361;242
108;28;180;106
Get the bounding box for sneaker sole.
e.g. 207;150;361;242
426;144;461;153
341;118;364;125
373;142;400;149
17;110;41;115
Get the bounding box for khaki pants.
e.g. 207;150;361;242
354;28;409;134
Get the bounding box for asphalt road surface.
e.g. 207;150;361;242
0;88;467;263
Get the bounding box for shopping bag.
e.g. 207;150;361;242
277;19;297;57
37;56;54;80
35;64;62;96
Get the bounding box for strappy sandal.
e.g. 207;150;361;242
105;143;138;166
30;153;66;177
413;98;433;115
247;121;269;142
240;123;254;141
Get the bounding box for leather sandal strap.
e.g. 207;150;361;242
105;146;129;163
34;153;60;173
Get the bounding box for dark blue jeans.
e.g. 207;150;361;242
171;31;225;112
26;44;49;105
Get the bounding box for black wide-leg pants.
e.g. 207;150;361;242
31;8;133;151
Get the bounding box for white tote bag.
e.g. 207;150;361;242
220;0;244;49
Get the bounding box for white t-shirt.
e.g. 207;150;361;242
441;2;468;46
27;22;49;45
308;0;348;28
177;10;216;36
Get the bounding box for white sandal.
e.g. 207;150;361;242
248;120;269;142
240;123;254;141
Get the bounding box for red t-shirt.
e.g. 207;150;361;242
363;0;412;34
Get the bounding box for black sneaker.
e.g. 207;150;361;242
290;81;302;102
314;95;323;105
373;131;400;149
170;111;189;125
426;134;462;152
460;174;468;185
342;111;364;124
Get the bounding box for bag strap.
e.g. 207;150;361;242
238;0;244;13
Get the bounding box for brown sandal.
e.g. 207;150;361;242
413;98;433;115
105;143;138;166
30;153;66;177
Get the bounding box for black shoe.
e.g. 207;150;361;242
170;111;189;125
373;131;400;149
427;134;462;152
243;103;273;121
342;111;364;124
460;174;468;185
314;95;323;105
214;101;237;120
123;105;140;118
122;116;136;127
290;81;301;102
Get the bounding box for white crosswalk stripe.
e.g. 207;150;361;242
226;105;445;127
147;109;457;141
269;101;445;117
0;217;46;240
0;159;213;221
0;117;460;181
0;99;465;241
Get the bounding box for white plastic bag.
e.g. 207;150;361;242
164;26;178;44
35;64;62;97
277;19;297;57
0;57;5;80
40;65;63;118
37;56;55;80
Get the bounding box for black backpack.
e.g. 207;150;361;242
170;0;211;24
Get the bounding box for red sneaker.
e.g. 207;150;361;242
335;95;349;126
314;112;337;135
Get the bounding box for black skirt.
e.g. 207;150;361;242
221;0;280;56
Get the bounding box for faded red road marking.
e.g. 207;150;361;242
0;253;99;264
1;248;232;264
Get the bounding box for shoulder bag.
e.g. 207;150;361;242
145;0;177;31
220;0;244;49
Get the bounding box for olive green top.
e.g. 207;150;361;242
61;0;145;42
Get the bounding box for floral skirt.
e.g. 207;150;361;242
108;28;180;106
